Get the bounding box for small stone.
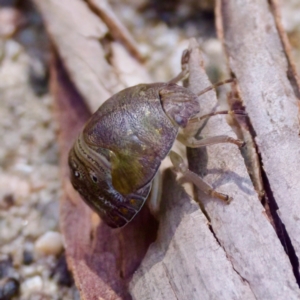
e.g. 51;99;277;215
29;58;49;96
0;7;24;38
0;277;20;300
4;39;22;60
50;254;73;287
21;276;43;294
34;231;63;256
0;256;13;278
1;194;15;210
0;174;30;203
22;266;36;278
23;249;34;265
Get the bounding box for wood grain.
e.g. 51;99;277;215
130;39;300;299
216;0;300;277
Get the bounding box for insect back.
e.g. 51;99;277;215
68;81;200;228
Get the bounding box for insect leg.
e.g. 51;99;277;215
169;151;231;204
177;134;244;148
167;49;190;84
196;78;234;97
189;109;246;124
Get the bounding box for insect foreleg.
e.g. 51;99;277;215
177;134;244;148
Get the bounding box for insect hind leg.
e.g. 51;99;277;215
169;150;232;204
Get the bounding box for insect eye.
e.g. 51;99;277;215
91;174;98;183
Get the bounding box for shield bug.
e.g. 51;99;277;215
68;49;243;228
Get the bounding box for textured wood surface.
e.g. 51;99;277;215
217;0;300;275
34;0;120;111
130;39;300;300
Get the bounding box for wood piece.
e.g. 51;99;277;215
130;169;256;300
37;1;159;299
187;38;300;299
51;53;158;300
216;0;300;275
87;0;144;62
131;39;300;299
270;0;300;98
33;0;123;112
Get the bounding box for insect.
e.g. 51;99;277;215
68;49;243;228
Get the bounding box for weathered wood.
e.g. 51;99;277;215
34;0;122;112
50;42;158;300
216;0;300;274
130;172;256;300
130;39;300;299
87;0;144;62
189;37;300;299
37;1;158;299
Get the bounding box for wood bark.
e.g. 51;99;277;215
130;39;300;300
216;0;300;275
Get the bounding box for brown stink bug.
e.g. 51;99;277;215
68;49;244;228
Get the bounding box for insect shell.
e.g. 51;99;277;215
68;82;200;228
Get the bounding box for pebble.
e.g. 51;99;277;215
4;39;22;60
0;7;24;38
0;175;30;203
34;231;63;256
50;254;73;287
22;266;37;278
0;194;15;210
21;275;43;294
0;277;20;299
23;249;34;265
